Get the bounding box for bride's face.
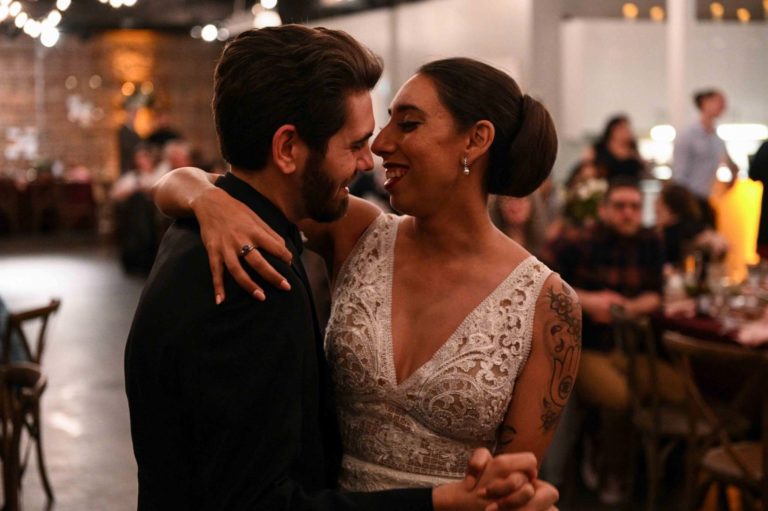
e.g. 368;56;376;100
372;73;469;216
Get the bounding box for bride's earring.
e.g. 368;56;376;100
462;156;470;176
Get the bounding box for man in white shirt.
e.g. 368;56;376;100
673;89;737;226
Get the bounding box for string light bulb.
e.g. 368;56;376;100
622;3;639;20
56;0;71;11
650;6;665;21
9;1;21;17
40;26;59;47
736;7;751;22
710;2;725;20
14;11;27;28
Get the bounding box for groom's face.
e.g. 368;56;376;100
300;91;375;222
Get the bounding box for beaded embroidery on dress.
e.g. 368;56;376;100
325;214;552;491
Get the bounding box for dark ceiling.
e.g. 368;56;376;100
4;0;766;37
8;0;424;35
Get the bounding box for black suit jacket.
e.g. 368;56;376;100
125;173;433;510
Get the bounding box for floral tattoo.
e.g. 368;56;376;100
540;284;581;432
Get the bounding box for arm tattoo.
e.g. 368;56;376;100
498;425;518;446
540;284;581;433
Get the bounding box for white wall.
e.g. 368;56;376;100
561;19;768;140
310;4;768;178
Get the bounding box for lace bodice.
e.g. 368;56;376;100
325;214;552;491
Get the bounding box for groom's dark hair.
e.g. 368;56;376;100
213;25;383;171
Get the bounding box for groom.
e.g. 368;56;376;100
125;25;556;510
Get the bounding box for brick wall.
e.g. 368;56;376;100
0;30;223;182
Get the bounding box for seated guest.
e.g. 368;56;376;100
111;144;164;274
585;115;645;181
490;194;547;257
656;182;706;266
543;177;684;503
656;182;728;269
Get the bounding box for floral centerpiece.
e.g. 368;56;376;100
563;178;608;226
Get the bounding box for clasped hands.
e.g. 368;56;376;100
433;449;558;511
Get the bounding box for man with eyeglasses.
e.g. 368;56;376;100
542;177;683;504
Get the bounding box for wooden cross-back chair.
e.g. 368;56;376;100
2;298;61;364
611;307;716;510
0;298;60;509
663;331;767;511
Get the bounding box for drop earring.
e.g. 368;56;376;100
462;156;470;176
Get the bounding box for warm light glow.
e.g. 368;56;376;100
764;0;768;12
89;75;102;89
123;0;137;6
717;165;733;183
0;5;8;22
650;6;665;21
190;26;202;38
65;76;78;89
9;1;21;17
121;82;136;96
201;24;218;42
650;124;676;143
254;9;282;27
717;123;768;142
40;26;59;47
140;81;154;94
710;2;725;20
45;10;62;27
653;165;673;180
216;27;230;41
261;0;278;9
110;0;123;7
56;0;71;11
14;11;27;28
622;3;639;19
736;7;751;22
23;19;41;38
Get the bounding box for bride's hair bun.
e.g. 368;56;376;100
418;58;557;197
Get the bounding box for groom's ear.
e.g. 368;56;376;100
271;124;307;176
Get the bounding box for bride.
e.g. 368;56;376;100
154;56;581;493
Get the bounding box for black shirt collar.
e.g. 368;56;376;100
215;172;303;255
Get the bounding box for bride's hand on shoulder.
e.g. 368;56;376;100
191;185;294;304
152;166;294;304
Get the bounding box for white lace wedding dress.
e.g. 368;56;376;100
325;214;552;491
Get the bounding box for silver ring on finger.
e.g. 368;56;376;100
239;243;255;257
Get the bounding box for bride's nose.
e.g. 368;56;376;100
371;125;394;157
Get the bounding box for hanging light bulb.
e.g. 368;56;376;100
201;24;218;42
24;19;41;38
261;0;278;9
736;7;751;22
9;1;21;17
40;26;60;47
622;3;639;19
650;6;665;21
56;0;71;11
710;2;725;20
45;10;62;27
14;11;28;28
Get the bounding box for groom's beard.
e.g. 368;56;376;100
301;150;349;223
